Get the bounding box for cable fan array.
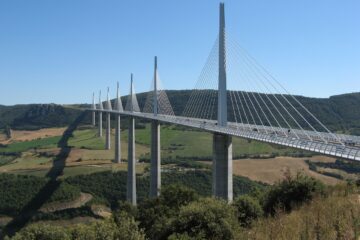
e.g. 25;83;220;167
143;72;175;116
181;32;341;143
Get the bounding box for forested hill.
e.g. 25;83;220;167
0;104;85;130
1;91;360;135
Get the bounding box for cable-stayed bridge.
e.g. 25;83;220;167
89;3;360;204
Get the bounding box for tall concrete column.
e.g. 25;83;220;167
115;82;123;163
92;92;96;126
98;112;102;137
213;133;233;201
150;120;160;197
105;87;112;150
213;3;233;201
92;112;96;126
98;90;103;137
150;56;161;198
115;114;121;163
106;113;111;150
217;2;227;127
127;117;136;205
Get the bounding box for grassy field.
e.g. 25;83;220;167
231;156;340;185
0;128;66;145
133;124;292;159
0;136;61;153
0;124;348;185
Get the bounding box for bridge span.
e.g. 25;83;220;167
87;3;360;204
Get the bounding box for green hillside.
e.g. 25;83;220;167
0;104;86;130
1;91;360;134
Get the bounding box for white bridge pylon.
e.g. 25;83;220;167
90;3;360;204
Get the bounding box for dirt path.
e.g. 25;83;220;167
40;192;93;213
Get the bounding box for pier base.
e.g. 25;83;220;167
212;133;233;201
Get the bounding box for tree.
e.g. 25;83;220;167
233;195;263;227
8;224;70;240
263;172;325;215
8;215;145;240
137;184;199;240
169;198;241;240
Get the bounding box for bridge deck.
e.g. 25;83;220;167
91;109;360;162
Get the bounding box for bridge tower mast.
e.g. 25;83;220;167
150;56;161;198
213;2;233;201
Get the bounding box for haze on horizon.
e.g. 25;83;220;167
0;0;359;106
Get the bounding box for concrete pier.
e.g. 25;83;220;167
150;120;161;197
105;113;111;150
212;3;232;201
115;114;121;163
127;117;136;205
92;112;96;126
114;82;123;163
98;112;102;137
98;91;103;137
212;133;233;201
92;92;96;126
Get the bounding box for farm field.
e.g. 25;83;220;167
0;124;351;185
0;127;67;145
232;156;340;185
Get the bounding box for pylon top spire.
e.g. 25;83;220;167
125;73;140;112
115;81;124;112
106;87;112;110
154;56;158;116
92;92;96;110
217;2;227;127
99;90;104;110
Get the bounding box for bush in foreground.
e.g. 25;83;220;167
233;195;263;227
263;172;325;215
8;213;145;240
169;198;241;240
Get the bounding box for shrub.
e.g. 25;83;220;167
233;195;263;227
9;224;71;240
9;214;145;240
263;172;325;215
137;185;199;240
169;198;241;240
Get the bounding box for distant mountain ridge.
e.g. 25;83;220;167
0;104;83;130
0;91;359;135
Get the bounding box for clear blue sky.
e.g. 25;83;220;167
0;0;359;105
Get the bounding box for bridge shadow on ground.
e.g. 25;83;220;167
1;112;87;238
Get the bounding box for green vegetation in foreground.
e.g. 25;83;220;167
0;170;264;217
0;136;61;153
6;175;360;240
64;170;264;207
0;174;81;216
